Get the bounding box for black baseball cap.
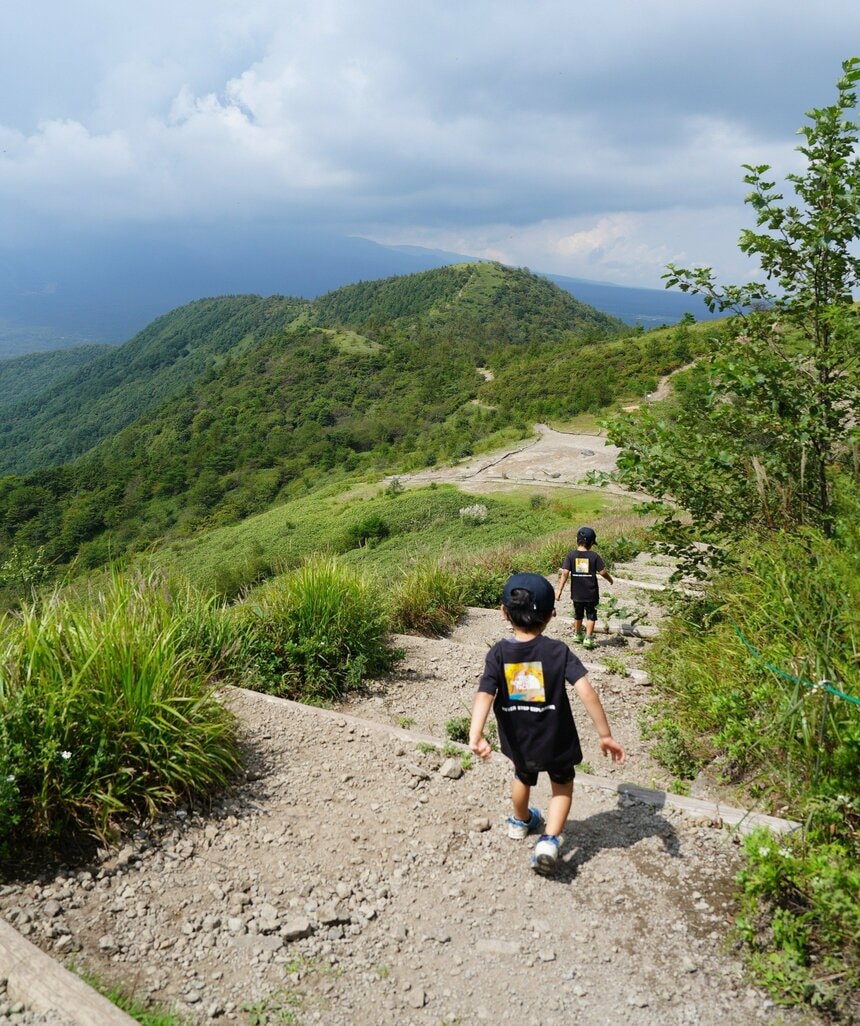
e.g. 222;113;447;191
577;526;597;544
502;572;555;614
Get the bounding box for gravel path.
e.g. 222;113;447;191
0;584;818;1026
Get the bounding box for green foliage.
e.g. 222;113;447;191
646;525;859;806
445;716;469;743
736;824;859;1019
612;59;860;561
74;966;188;1026
0;570;240;851
309;261;622;343
242;990;300;1025
236;556;394;702
0;344;110;412
389;561;467;637
483;317;712;422
0;295;306;476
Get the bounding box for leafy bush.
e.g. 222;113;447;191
389;562;467;637
237;555;394;701
737;823;859;1020
646;526;859;804
0;570;240;851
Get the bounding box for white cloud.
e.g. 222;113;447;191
0;0;856;285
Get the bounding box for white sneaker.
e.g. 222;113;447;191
506;807;542;839
531;834;560;875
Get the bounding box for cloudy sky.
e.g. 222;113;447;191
1;1;858;290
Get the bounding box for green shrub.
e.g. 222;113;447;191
389;562;466;637
343;512;391;550
736;824;859;1019
0;570;240;850
237;555;394;701
445;716;471;744
647;528;859;803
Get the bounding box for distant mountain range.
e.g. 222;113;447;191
0;227;717;359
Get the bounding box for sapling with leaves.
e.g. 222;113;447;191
610;57;860;566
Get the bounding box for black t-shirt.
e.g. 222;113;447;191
562;548;605;604
478;634;586;772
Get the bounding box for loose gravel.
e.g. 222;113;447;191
0;580;819;1026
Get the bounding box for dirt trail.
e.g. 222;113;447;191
385;424;639;498
0;577;809;1026
0;412;818;1026
0;678;811;1026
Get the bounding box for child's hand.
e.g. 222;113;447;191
599;736;626;764
470;736;492;761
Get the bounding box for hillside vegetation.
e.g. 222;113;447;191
0;263;669;581
0;295;306;475
0;344;111;410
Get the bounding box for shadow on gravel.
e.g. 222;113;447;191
551;792;681;886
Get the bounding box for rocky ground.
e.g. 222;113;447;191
0;413;819;1026
0;567;818;1026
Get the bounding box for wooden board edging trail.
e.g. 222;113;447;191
230;687;800;837
0;917;139;1026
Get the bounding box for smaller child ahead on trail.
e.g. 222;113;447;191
556;525;613;650
469;572;626;875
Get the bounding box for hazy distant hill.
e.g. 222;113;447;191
0;229;714;358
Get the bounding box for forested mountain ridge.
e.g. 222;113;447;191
0;344;111;410
0;263;687;574
307;262;622;341
0;295;307;476
0;265;621;478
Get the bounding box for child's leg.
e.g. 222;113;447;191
585;604;597;637
511;776;532;823
544;778;573;837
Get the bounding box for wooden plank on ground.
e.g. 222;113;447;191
0;917;138;1026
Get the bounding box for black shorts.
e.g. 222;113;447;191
514;764;576;787
573;601;598;622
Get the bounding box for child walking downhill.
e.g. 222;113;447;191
469;572;625;875
556;526;613;650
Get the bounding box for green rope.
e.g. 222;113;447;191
732;623;860;707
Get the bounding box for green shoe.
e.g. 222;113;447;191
583;636;596;650
573;631;585;645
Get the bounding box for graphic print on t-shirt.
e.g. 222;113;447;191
504;661;546;703
575;557;591;575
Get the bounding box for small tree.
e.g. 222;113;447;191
610;57;860;555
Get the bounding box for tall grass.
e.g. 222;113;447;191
646;528;859;807
389;563;467;636
645;524;860;1020
236;555;395;701
0;570;240;849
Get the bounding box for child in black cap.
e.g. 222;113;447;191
556;526;613;650
469;572;626;874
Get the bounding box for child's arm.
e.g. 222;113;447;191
469;691;495;760
573;675;626;763
599;568;613;585
556;567;570;600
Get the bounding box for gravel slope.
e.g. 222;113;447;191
0;612;818;1026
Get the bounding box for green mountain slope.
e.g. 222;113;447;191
0;295;307;475
309;261;622;341
0;264;663;576
0;344;112;411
